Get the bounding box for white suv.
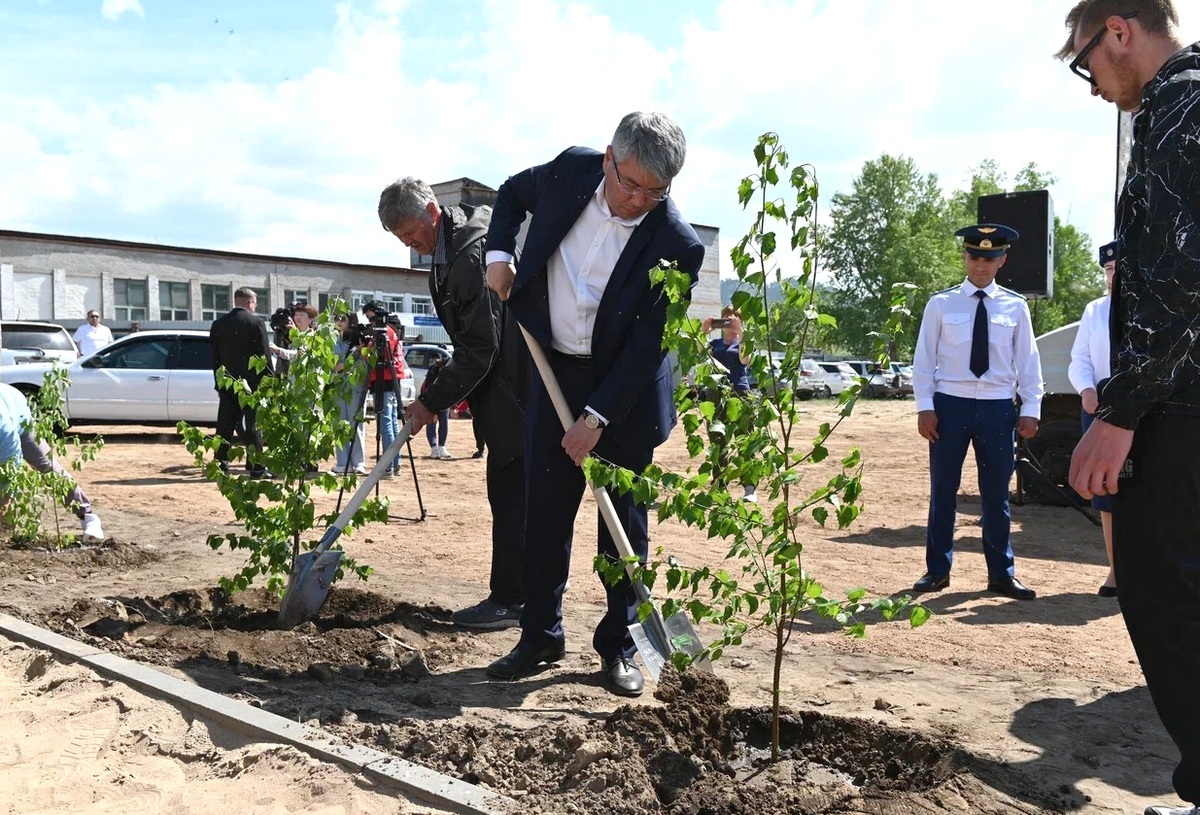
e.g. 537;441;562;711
0;321;79;367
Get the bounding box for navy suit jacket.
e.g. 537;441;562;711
487;147;703;453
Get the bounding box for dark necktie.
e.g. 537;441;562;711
970;290;989;378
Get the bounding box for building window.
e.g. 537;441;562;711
409;250;432;270
410;295;434;315
284;288;309;307
114;279;148;322
201;284;230;321
249;287;269;315
159;281;189;321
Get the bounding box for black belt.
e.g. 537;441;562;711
551;349;592;366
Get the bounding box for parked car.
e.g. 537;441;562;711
0;329;415;427
888;362;915;397
841;360;898;399
817;361;857;396
747;353;829;400
0;330;220;426
0;320;79;367
404;344;453;394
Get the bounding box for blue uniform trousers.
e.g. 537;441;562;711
519;352;652;662
925;392;1017;580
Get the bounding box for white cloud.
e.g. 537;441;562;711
100;0;144;22
1;0;1197;273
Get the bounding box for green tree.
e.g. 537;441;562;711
823;154;959;357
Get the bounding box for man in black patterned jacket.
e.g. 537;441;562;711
379;177;527;632
1058;3;1200;813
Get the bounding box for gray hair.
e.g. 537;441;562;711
378;177;438;231
610;111;687;184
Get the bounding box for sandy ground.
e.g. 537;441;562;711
0;398;1185;814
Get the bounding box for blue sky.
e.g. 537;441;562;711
1;1;1195;274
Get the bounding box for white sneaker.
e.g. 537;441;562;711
353;465;369;475
742;486;758;503
438;445;453;460
81;513;105;541
428;447;440;460
1145;806;1199;815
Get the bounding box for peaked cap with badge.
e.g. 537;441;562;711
1098;240;1119;265
954;223;1020;259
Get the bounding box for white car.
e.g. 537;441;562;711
0;321;79;367
817;361;857;396
403;344;453;395
0;330;219;426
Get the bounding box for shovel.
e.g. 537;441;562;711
517;323;709;681
277;417;415;629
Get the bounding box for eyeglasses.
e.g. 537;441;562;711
87;313;99;319
1069;11;1137;85
611;158;670;202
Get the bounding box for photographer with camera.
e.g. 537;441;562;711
379;176;527;630
360;301;407;477
269;303;317;364
331;314;369;476
703;306;756;503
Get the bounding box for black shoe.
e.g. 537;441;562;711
1097;585;1118;598
471;449;485;459
912;573;950;593
987;576;1037;600
485;642;566;680
601;656;644;697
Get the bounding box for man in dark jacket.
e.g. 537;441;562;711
483;112;704;697
1059;4;1200;813
379;177;527;629
210;287;271;476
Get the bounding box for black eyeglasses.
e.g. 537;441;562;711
1069;11;1138;85
611;158;671;202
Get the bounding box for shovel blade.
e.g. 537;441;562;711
278;549;344;629
630;609;711;682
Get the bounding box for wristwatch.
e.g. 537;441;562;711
583;412;604;430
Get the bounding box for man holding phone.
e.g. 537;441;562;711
703;306;755;502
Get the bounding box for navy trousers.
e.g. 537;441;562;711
519;353;652;661
1113;415;1200;803
925;392;1017;580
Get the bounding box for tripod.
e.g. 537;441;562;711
334;321;426;522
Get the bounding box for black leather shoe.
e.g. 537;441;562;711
485;642;566;680
912;573;950;593
987;576;1037;600
601;656;644;697
1097;585;1118;598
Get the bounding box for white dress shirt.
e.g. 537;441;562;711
485;179;646;355
73;322;114;357
1067;295;1111;393
912;280;1044;418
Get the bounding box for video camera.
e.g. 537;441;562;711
270;304;295;333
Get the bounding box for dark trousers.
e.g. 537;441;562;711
1114;415;1200;803
425;409;450;447
520;354;652;661
486;449;525;608
925;393;1017;580
214;389;262;466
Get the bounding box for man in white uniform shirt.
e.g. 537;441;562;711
73;310;113;357
911;223;1044;600
1068;240;1118;597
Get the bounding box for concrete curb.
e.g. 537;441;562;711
0;613;515;815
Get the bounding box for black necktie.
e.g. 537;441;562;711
970;290;989;378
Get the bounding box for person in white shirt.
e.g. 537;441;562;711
73;310;114;357
1068;240;1118;598
911;223;1044;600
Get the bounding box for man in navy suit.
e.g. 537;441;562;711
483;112;704;697
210;287;271;476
